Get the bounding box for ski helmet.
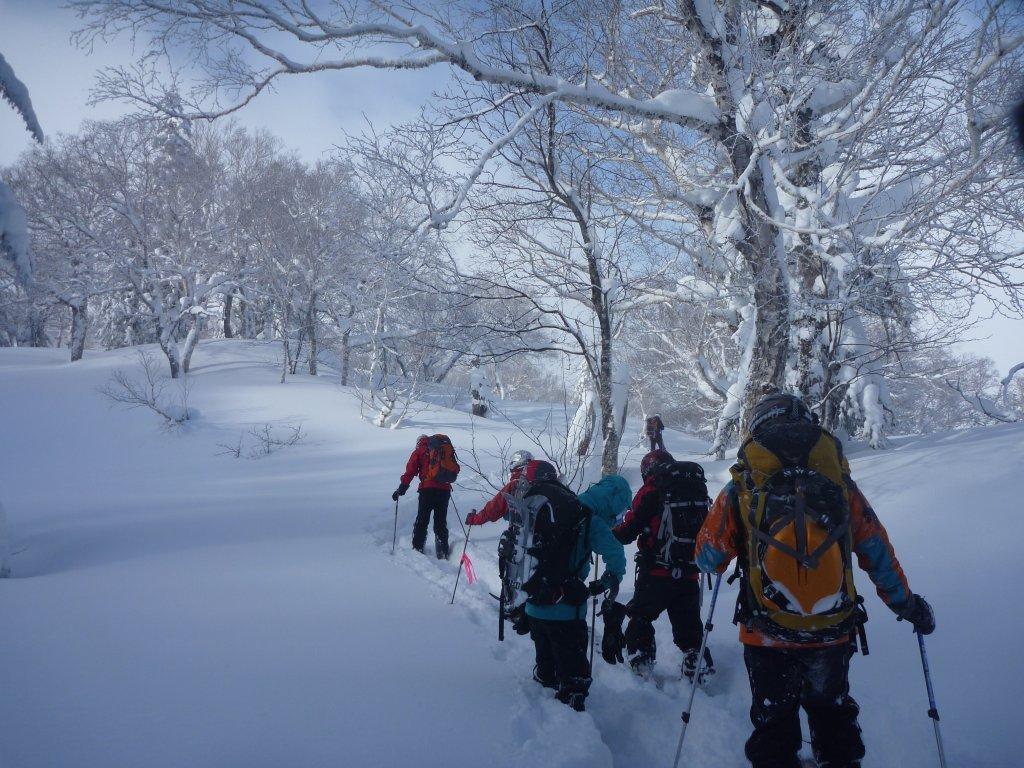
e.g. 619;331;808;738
640;449;674;480
523;459;559;484
748;393;813;435
509;449;534;473
416;434;429;445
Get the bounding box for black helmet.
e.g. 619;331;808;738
749;393;813;434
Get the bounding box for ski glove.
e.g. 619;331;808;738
897;594;935;635
600;600;627;665
465;510;479;526
588;572;620;602
507;604;531;635
392;483;410;501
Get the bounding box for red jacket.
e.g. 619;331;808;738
613;475;698;580
467;466;524;525
400;439;453;492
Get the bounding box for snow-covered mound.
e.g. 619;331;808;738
0;341;1020;767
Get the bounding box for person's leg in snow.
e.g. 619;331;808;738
529;617;591;711
430;490;450;559
624;576;668;672
743;645;864;768
744;645;804;768
412;491;432;552
802;645;864;768
667;579;714;681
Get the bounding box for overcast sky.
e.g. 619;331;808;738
2;0;1022;371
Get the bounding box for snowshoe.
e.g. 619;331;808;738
435;538;450;560
629;653;655;678
683;649;715;687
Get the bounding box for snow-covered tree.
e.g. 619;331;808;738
0;50;43;288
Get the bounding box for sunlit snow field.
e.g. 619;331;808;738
1;340;1020;767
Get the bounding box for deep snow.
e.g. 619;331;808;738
0;340;1020;768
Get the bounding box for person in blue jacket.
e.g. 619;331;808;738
517;464;629;712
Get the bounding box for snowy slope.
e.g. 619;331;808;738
0;341;1020;768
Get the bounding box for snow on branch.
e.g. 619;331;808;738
946;378;1019;423
0;52;43;143
71;1;721;129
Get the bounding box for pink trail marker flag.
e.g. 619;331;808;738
460;552;477;585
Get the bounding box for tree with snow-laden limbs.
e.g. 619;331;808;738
68;0;1024;451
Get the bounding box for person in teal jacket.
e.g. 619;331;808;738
524;471;629;712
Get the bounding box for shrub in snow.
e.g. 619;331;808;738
100;350;193;429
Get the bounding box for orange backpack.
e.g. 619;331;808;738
732;423;858;643
423;434;460;484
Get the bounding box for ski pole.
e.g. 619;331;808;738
589;556;601;669
391;499;399;555
450;526;472;605
917;631;948;768
449;497;468;539
672;571;723;768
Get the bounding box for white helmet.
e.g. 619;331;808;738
509;449;534;473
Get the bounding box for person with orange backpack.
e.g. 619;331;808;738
695;393;935;768
392;434;461;559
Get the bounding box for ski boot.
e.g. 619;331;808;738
682;648;715;686
434;538;450;560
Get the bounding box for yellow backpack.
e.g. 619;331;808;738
731;423;858;642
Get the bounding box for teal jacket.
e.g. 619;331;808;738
578;475;632;526
526;475;630;622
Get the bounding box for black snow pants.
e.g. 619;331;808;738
528;616;591;711
624;574;707;663
412;488;450;554
744;643;865;768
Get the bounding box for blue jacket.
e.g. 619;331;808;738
578;475;632;526
526;476;630;622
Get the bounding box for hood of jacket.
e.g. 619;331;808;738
578;474;632;525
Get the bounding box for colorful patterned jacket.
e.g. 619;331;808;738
696;476;912;648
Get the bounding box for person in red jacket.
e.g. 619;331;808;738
464;450;533;527
392;435;453;559
644;414;666;452
612;449;712;682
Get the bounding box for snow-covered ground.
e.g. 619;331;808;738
0;340;1020;768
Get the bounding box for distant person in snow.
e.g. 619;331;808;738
644;414;666;452
392;434;460;559
496;460;627;712
611;450;713;683
696;393;935;768
464;450;533;528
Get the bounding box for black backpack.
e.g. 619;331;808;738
501;460;591;608
650;460;709;576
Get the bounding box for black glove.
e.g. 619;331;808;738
508;604;531;635
391;483;409;502
588;573;620;602
600;600;627;665
896;594;935;635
